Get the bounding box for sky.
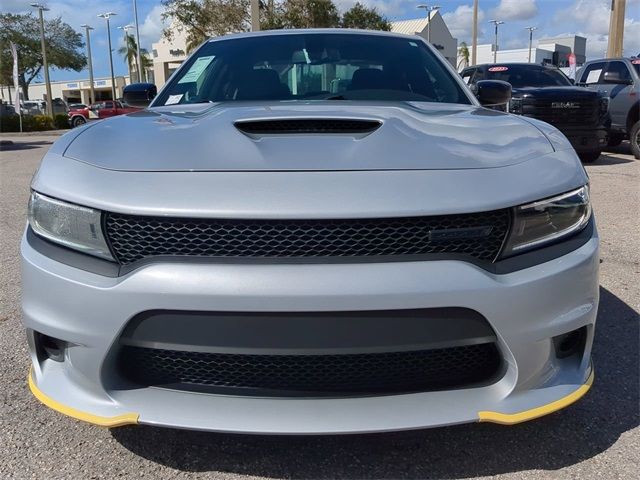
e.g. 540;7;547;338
2;0;640;82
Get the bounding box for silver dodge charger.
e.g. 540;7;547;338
22;29;598;433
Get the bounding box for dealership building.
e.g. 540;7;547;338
0;75;130;106
390;12;458;67
472;35;587;68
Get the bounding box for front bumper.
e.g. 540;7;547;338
562;126;608;153
22;230;599;434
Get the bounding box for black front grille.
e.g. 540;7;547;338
235;119;381;135
105;210;510;265
522;99;599;127
119;343;501;396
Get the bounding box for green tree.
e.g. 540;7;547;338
341;2;391;31
457;41;470;70
280;0;340;28
118;33;153;83
0;13;86;100
162;0;250;52
161;0;391;52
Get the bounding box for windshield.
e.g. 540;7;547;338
481;65;572;88
155;33;471;106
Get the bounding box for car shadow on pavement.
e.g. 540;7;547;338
112;287;639;479
0;140;53;152
591;153;634;166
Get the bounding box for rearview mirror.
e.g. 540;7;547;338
123;83;158;108
474;80;512;106
602;71;633;85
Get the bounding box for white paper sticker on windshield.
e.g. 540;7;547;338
178;55;215;84
165;94;183;105
585;69;602;84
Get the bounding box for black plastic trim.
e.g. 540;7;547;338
26;227;120;277
26;217;595;277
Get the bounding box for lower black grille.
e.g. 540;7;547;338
105;210;510;265
119;343;501;396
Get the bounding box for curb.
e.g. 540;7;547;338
0;130;68;137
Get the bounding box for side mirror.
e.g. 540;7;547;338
474;80;512;106
602;71;633;85
123;83;158;108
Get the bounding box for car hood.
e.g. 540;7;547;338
63;102;555;172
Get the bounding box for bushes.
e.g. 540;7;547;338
0;113;69;132
0;113;21;132
54;114;70;129
28;114;55;131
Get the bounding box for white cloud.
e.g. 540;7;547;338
138;4;167;49
492;0;538;21
441;4;486;43
553;0;640;59
334;0;411;16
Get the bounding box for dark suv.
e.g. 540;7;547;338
461;63;610;162
577;57;640;158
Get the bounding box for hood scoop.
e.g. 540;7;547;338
235;118;382;136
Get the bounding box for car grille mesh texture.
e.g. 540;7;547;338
522;99;600;127
235;119;381;134
119;343;501;395
105;210;509;265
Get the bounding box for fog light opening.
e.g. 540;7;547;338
554;327;587;359
34;331;67;362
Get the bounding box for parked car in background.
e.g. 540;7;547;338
576;57;640;158
461;63;610;163
21;100;44;115
68;100;140;127
24;30;598;434
0;102;16;116
20;98;68;116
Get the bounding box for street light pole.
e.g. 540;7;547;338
471;0;478;65
417;5;440;44
98;12;118;101
525;26;537;63
31;3;53;117
118;25;135;83
81;24;95;105
132;0;144;82
251;0;260;31
489;20;505;63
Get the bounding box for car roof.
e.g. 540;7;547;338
206;28;425;43
469;63;559;70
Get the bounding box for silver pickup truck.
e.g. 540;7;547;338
577;57;640;158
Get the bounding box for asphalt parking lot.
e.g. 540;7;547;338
1;135;638;480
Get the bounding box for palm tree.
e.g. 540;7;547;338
118;33;153;83
457;41;470;71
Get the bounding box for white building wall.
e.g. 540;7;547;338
1;76;130;105
474;44;553;65
151;26;188;87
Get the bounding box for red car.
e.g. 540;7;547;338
68;100;141;128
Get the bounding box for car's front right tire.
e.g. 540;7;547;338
71;116;86;128
630;121;640;159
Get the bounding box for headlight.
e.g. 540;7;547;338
508;97;522;113
501;186;591;257
598;96;609;115
28;191;114;260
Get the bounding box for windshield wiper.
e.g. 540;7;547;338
324;95;347;100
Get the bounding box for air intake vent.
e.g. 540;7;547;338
235;119;381;135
